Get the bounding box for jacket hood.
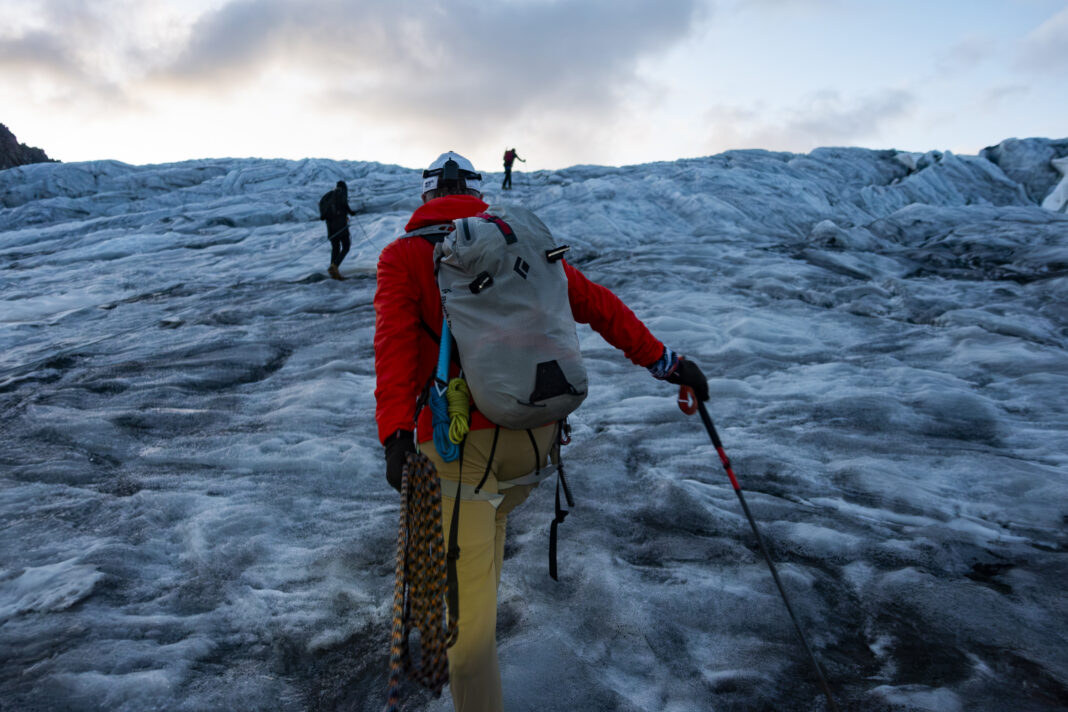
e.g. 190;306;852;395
405;194;488;232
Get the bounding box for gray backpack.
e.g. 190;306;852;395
434;205;587;430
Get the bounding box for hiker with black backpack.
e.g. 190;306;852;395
374;151;709;712
318;180;358;280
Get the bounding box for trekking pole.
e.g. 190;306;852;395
325;223;350;242
679;386;840;712
350;211;372;242
321;214;379;261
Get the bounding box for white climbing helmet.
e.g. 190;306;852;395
421;151;482;195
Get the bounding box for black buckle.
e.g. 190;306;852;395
545;245;570;263
469;271;493;293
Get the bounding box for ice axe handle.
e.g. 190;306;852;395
677;385;698;415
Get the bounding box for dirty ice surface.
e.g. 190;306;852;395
2;137;1067;711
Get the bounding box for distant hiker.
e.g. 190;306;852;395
501;147;524;190
318;180;358;280
374;151;708;712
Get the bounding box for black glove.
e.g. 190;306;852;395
384;430;415;492
666;357;709;402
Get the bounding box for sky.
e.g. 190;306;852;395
1;0;1066;172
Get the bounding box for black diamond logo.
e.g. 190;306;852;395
514;256;530;279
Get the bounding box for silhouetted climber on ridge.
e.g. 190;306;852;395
501;147;524;190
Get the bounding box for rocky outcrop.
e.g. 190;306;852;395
0;123;57;170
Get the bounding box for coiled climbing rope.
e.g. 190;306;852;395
430;376;470;461
446;378;470;445
386;452;457;711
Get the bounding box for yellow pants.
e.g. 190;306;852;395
419;423;558;712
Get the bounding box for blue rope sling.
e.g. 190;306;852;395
429;315;469;462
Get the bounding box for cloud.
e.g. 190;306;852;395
981;83;1029;109
936;34;996;75
791;90;914;145
0;29;83;78
0;0;704;161
151;0;706;140
157;0;705;100
716;0;838;11
702;89;916;153
0;0;198;106
84;0;704;167
1016;5;1068;74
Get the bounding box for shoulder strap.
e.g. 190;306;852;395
404;223;455;245
418;318;462;369
473;212;516;243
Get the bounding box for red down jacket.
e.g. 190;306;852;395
373;194;664;444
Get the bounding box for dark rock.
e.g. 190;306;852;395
0;123;58;170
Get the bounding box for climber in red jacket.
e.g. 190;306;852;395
373;150;708;712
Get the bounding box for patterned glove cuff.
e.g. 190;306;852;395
647;347;681;380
